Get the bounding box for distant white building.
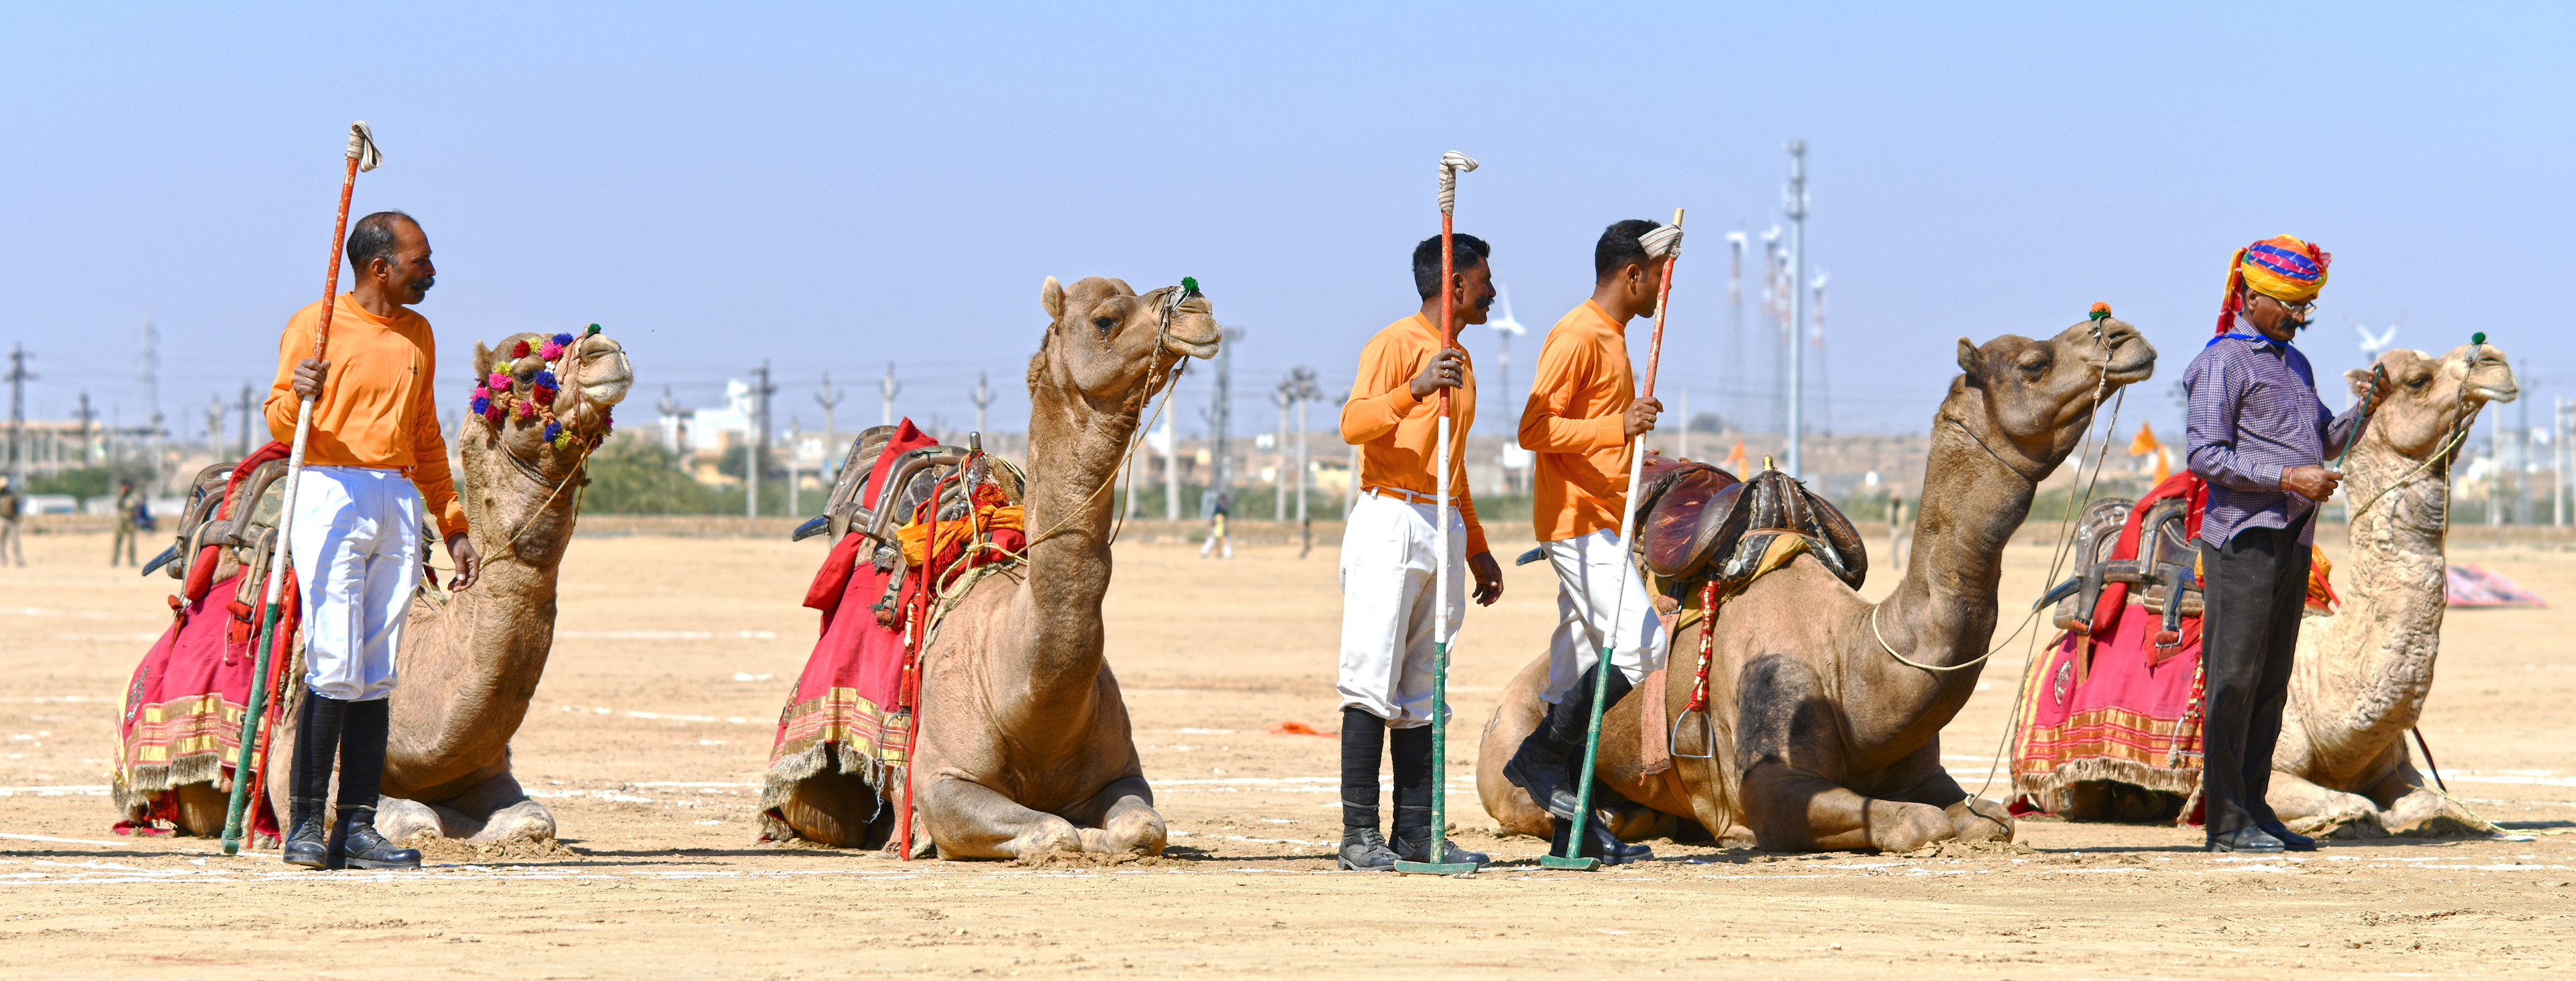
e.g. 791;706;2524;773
672;380;758;454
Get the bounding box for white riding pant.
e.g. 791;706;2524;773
288;466;425;703
1335;491;1466;728
1540;528;1668;704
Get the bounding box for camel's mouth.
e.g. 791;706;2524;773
2467;382;2518;405
578;344;635;408
2095;340;2157;386
1163;301;1220;360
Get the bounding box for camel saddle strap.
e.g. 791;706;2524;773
1645;467;1867;591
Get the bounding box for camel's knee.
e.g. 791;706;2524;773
2268;774;2383;837
1869;801;1955;853
1945;797;2015;843
374;797;447;842
2384;789;2487;837
1096;798;1166;856
464;798;556;843
1002;814;1085;858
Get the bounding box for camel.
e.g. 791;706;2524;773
222;328;632;844
1478;317;2156;851
773;276;1218;858
2269;342;2517;837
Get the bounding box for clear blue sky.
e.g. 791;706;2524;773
3;3;2567;449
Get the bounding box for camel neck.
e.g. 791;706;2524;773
2306;433;2452;755
1016;373;1147;699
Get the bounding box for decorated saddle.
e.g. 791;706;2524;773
761;419;1026;839
2008;472;2337;822
113;443;308;839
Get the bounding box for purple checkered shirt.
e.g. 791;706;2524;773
2184;317;2361;548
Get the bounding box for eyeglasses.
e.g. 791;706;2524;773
2259;295;2317;319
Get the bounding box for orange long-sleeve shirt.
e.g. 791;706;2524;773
264;293;467;539
1339;313;1489;557
1519;300;1637;542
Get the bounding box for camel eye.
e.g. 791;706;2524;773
2017;353;2050;376
1091;316;1118;337
2407;375;2430;390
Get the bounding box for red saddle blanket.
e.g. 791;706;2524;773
760;421;1022;837
113;570;299;839
113;446;301;839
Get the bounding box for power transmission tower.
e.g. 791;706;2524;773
73;392;97;467
814;372;844;444
1201;326;1242;518
5;344;33;488
748;361;777;518
1760;227;1784;438
235;382;258;459
969;371;996;442
879;362;901;427
1784;139;1810;480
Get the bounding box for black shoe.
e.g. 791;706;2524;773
1336;828;1398;872
335;809;422;870
1503;738;1579;821
1550;815;1654;866
2205;827;2286;854
281;799;330;869
1393;828;1490;868
2257;820;2318;851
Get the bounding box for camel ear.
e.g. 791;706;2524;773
474;341;494;379
2345;367;2377;399
1955;338;1983;384
1040;276;1065;321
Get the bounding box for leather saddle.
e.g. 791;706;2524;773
795;426;1027;625
154;458;293;588
1642;461;1868;594
1507;455;1868;596
2041;495;2202;643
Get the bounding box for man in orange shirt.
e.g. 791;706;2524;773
1506;219;1673;864
268;211;482;872
1333;234;1506;871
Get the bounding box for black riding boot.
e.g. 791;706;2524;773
1508;663;1634;820
1548;808;1654;866
1390;723;1487;868
331;698;421;870
1336;707;1397;871
282;692;347;868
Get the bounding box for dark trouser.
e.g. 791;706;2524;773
2198;521;2310;837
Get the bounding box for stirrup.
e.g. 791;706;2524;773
1669;709;1717;760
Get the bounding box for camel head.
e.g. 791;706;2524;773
1030;276;1219;413
2347;342;2517;463
1949;316;2158;472
468;327;635;474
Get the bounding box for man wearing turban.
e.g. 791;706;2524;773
2182;236;2381;853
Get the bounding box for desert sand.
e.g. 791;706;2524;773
4;525;2572;978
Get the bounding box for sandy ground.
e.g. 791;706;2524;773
5;525;2574;979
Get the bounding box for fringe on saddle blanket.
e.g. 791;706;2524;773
761;421;1023;840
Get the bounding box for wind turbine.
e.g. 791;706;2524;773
2355;318;2401;362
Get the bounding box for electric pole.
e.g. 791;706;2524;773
1161;403;1180;521
5;344;32;489
74;392;97;467
1811;270;1831;438
814;372;843;446
1784;139;1809;480
1272;380;1296;521
656;384;685;456
205;395;223;458
879;362;901;427
139;316;162;488
1726;230;1747;436
1202;326;1241;517
235;382;258;459
1287;366;1322;527
748;361;776;518
969;372;996;441
1761;226;1784;438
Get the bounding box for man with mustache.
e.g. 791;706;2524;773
2184;234;2379;854
264;210;482;870
1332;233;1505;871
1505;218;1676;865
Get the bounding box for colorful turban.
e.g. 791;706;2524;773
2216;234;2331;334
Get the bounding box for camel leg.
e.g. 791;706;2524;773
2265;768;2383;838
777;746;898;848
917;773;1083;860
1878;743;2015;843
174;782;230;837
2371;760;2489;837
1733;656;1951;852
1068;776;1166;857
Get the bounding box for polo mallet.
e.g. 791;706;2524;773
1394;150;1481;876
219;121;383;856
1541;208;1683;871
